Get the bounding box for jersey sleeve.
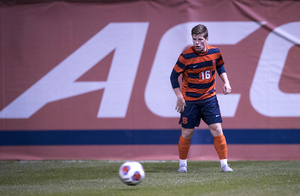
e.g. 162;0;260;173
170;69;181;89
170;54;186;89
216;64;226;75
216;48;226;75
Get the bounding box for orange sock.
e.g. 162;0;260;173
178;136;191;159
213;134;228;160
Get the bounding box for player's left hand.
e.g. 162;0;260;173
223;83;232;95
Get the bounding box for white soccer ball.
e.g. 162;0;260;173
119;161;145;186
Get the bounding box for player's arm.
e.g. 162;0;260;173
217;65;231;95
173;87;186;113
170;69;186;113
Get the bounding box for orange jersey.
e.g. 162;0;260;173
172;45;225;101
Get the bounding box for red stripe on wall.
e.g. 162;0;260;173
1;145;299;161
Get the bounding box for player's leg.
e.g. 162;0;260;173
177;103;200;173
178;128;194;172
202;96;233;173
209;123;233;173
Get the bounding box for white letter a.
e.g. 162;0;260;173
0;22;149;119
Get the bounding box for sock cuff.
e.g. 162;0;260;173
213;134;225;141
180;135;191;142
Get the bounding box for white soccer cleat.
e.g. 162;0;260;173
178;163;187;173
221;164;233;173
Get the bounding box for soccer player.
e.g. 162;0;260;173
170;24;233;173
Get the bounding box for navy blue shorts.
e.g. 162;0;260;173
179;96;223;128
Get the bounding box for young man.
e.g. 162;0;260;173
170;24;233;173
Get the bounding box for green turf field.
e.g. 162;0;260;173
0;160;299;196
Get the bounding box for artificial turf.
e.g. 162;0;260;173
0;160;299;196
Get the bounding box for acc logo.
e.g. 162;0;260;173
0;22;299;119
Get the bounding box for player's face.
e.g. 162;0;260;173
192;34;208;53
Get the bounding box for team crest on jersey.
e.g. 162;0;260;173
212;59;216;66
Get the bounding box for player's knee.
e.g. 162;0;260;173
182;128;194;139
209;123;223;136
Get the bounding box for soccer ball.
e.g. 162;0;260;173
119;161;145;186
